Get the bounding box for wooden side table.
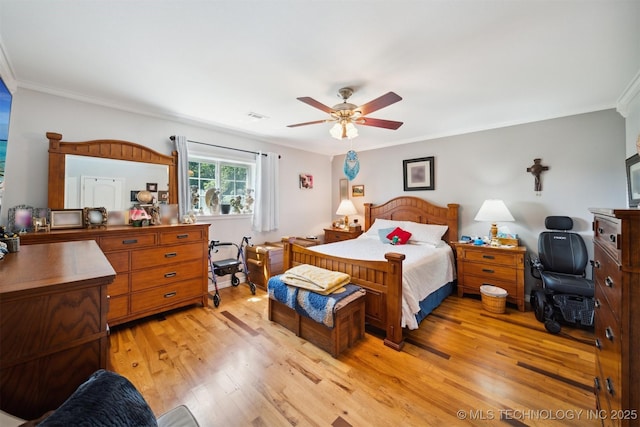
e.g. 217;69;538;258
453;243;526;311
323;227;363;243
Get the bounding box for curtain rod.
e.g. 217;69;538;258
169;136;280;159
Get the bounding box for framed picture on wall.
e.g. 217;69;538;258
626;153;640;207
299;173;313;189
403;156;434;191
352;185;364;197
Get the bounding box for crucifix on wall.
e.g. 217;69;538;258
526;158;549;194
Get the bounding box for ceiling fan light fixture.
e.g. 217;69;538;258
329;122;344;139
345;122;358;139
329;122;358;140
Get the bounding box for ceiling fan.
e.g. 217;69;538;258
287;87;403;140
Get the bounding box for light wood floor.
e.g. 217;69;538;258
109;286;597;426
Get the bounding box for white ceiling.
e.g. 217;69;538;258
1;0;639;155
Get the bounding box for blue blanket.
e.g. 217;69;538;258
268;275;363;328
37;369;157;427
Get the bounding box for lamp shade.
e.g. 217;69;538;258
474;199;514;222
329;122;359;140
336;199;358;216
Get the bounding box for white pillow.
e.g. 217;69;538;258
363;218;406;237
403;221;448;245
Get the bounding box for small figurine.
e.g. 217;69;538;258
244;189;254;213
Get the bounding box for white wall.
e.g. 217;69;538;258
623;81;640;159
332;109;627;295
2;89;333;252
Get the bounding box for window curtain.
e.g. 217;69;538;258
174;135;190;219
252;152;279;232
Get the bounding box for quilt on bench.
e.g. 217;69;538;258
267;275;364;328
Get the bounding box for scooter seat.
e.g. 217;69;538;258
540;271;594;297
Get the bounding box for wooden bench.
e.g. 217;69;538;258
267;280;366;357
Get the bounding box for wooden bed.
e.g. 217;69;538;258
282;196;459;351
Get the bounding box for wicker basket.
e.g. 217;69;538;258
0;237;20;253
480;285;508;314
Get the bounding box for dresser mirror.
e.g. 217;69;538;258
46;132;178;211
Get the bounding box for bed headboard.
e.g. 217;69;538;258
364;196;459;243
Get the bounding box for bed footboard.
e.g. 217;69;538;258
282;238;406;351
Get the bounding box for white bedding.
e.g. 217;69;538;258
308;234;456;329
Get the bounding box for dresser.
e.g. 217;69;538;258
20;223;209;326
590;208;639;426
323;227;363;243
454;243;526;311
0;241;115;420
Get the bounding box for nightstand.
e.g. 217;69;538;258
323;227;363;243
453;243;526;311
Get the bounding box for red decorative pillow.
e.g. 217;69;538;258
386;227;412;245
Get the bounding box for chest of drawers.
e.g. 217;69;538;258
454;243;526;311
590;208;640;426
20;223;209;326
0;241;114;419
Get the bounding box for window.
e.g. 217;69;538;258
189;157;254;214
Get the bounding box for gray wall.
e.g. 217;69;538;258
2;88;333;251
331;109;627;295
3;88;630;297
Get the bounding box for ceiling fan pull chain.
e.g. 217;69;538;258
343;149;360;181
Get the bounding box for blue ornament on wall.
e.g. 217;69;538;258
343;150;360;181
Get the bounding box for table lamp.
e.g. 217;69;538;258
474;199;515;243
336;199;358;227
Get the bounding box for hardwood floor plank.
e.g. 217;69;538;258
109;287;598;426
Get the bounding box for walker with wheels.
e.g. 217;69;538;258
207;236;256;307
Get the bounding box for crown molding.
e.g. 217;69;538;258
617;69;640;118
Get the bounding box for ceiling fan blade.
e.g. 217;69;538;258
358;92;402;116
287;119;329;128
297;97;334;114
359;117;404;130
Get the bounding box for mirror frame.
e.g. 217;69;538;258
47;132;178;210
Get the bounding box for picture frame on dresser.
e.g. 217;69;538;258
50;209;84;229
83;207;108;228
8;205;34;232
625;153;640;207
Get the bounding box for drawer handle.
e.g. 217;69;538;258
595;338;601;350
164;272;177;278
605;276;614;287
605;327;614;341
122;239;138;245
605;378;614;395
482;255;495;259
597;227;604;234
609;234;616;243
594;299;601;308
482;268;495;273
164;291;177;298
164;252;178;258
593;260;601;269
594;377;600;392
177;234;189;239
